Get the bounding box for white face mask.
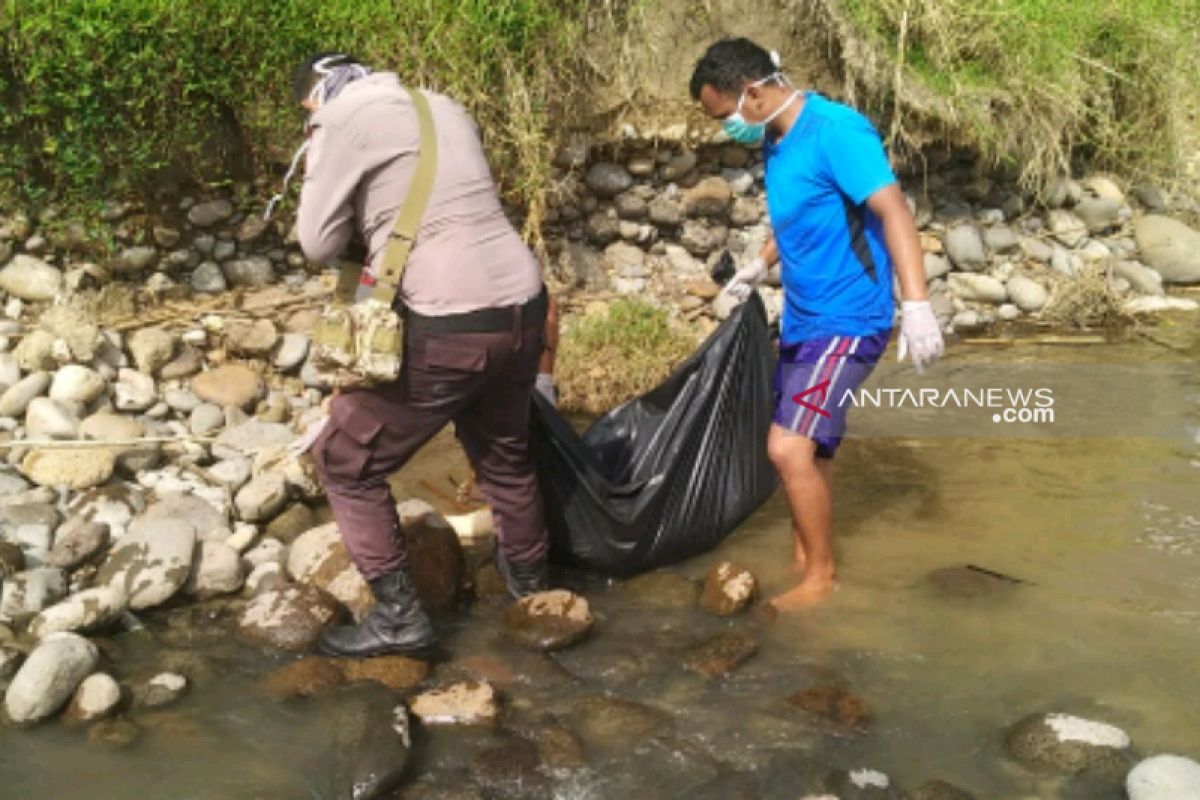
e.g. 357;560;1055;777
722;72;799;145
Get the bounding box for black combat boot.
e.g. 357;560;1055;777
494;547;549;599
318;568;436;658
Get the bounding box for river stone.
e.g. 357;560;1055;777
1020;236;1053;263
584;163;633;197
923;253;951;281
13;329;58;373
235;473;288;523
141;672;188;708
64;672;122;724
225;318;278;356
620;569;698;610
237;584;342;651
1004;712;1134;779
25;397;80;439
1047;210;1089;248
682;632;758;678
287;523;372;618
0;353;20;392
912;780;977;800
603;241;647;276
575;694;671;750
262;656;346;700
192;364;264;410
27;586;128;638
342;655;430;692
79;411;143;444
823;768;905;799
274;333;309;371
43;519;108;571
471;737;548;797
222;256;275;287
128;327;176;375
96;517;196;610
183;541;244;598
137;493;229;543
188;403;225;437
1005;276;1048;312
409;681;499;727
113;368;156;412
22;447;115;490
700;560;757;616
1127;754;1200;799
680;220;725;256
648;197;684;227
1114;260;1164;295
316;683;412;800
158;346;203;381
243;536;287;570
1123;296;1200;314
0;541;24;578
0;372;51;417
187;199;233;227
67;484;145;541
265;502;317;545
1131;185;1167;211
0;255;63;301
944;224;987;271
983;226;1019;254
0;567;68;624
87;718;142;750
503;590;593;651
398;500;465;614
948;273;1007;304
1074;197;1123;233
683;177;734;218
191;262;227;294
787;683;873;732
1134;214;1200;283
114;245;158;275
4;632;98;723
244;561;286;597
209;458;252;494
49;365;107;405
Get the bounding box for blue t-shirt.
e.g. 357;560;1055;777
764;92;896;344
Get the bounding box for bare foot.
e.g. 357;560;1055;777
769;574;838;611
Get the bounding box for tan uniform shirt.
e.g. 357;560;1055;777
297;72;542;315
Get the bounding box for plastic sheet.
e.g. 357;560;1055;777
531;293;778;575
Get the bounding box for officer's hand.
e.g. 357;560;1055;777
897;300;945;373
724;256;768;302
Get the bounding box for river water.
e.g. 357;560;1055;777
1;319;1197;798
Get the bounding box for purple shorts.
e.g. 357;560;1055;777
773;331;891;458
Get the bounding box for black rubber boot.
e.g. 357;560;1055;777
494;547;549;599
318;568;436;658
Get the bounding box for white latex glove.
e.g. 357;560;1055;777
287;413;330;457
897;300;945;373
534;372;557;406
724;256;768;302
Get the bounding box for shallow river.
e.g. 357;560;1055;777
1;317;1198;799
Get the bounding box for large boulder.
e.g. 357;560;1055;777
287;523;372;619
4;632;98;724
95;517;196;610
1134;214;1200;284
314;683;413;800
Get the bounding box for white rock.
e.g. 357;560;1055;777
948;273;1008;304
273;334;310;371
113;368;156;412
1005;276;1049;312
0;255;63;301
189;403;225;436
143;672;188;707
24;397;80;440
68;672;122;722
95;517;196;610
243;537;287;570
1044;712;1130;748
244;561;286;597
1123;296;1199;314
0;567;68;624
998;303;1022;321
1134;214;1200;284
944;224;987;271
1114;260;1164;295
1127;754;1200;800
27;586;128;638
235;473;288;523
49;365;107;405
0;353;21;393
183;540;245;598
3;632;98;723
209;458;252;492
226;523;258;554
0;372;51;417
1047;210;1088;248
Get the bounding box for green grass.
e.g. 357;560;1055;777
0;0;592;226
838;0;1200;189
556;298;698;415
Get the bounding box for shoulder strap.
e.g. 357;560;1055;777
332;87;438;306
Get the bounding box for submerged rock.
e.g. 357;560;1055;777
4;632;98;724
263;657;347;700
787;684;873;732
87;717;143;750
823;767;906;799
141;672;188;708
315;683;412;800
1004;711;1134;780
619;569;698;610
342;655;429;693
471;736;548;797
574;694;671;751
912;780;977;800
699;560;757;616
681;632;758;678
409;681;499;727
503;590;593;651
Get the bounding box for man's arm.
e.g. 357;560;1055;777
865;184;927;302
297;123;358;265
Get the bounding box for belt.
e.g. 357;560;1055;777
404;286;547;335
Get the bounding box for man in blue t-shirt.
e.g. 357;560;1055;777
690;38;944;609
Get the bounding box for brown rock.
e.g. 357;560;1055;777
191;364;264;410
471;738;547;796
620;569;698;610
0;541;25;579
503;590;593;652
683;177;733;218
265;503;318;544
536;721;586;769
262;656;346;700
342;655;430;692
237;585;344;651
409;681;499;727
575;695;671;751
685;279;721;300
682;632;758;678
158;346;204;380
399;500;465;614
787;684;872;732
699;561;757;616
225;319;279;357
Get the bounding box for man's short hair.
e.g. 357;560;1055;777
292;52;363;103
689;38;776;100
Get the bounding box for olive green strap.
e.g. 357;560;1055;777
330;86;438;307
371;87;438;306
